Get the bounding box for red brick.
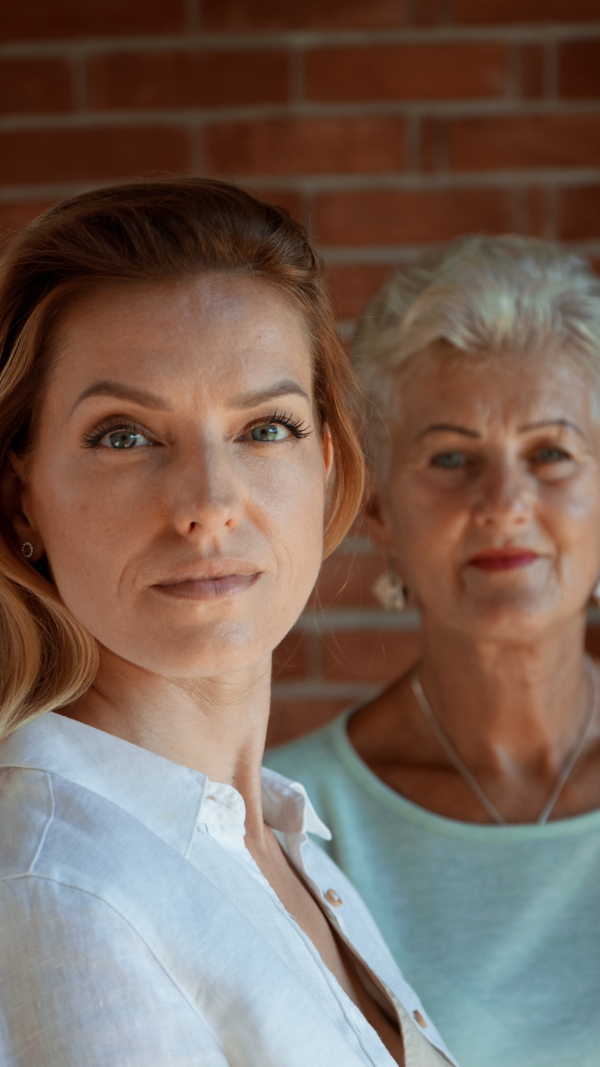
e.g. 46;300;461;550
326;263;394;320
0;200;55;248
306;43;510;103
415;0;446;25
0;58;73;115
345;512;372;542
323;629;422;683
0;127;190;186
454;0;600;22
556;186;600;240
449;114;600;170
420;118;445;173
202;0;405;31
272;632;310;683
315;188;513;246
206;117;406;177
0;200;54;228
249;187;305;222
89;50;290;110
266;698;349;747
560;40;600;99
521;45;545;99
527;186;548;237
3;0;185;40
315;552;385;610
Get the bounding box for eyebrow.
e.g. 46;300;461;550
518;418;584;437
70;380;171;416
71;377;310;417
415;417;585;443
228;380;310;408
415;423;481;442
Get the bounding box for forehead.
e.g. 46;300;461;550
392;348;598;436
48;274;313;406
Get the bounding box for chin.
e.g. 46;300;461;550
457;592;564;641
100;620;281;680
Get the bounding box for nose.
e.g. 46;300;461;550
169;441;244;538
471;458;534;529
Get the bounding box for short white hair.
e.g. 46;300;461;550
353;234;600;422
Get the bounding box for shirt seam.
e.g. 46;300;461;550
0;870;224;1049
27;772;55;874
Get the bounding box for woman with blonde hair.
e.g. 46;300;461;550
268;235;600;1067
0;179;457;1067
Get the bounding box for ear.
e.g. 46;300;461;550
364;474;396;559
0;453;44;561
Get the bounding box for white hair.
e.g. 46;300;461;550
352;235;600;475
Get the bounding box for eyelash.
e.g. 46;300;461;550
82;418;153;450
245;410;312;440
81;410;312;450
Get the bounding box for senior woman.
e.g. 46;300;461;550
267;235;600;1067
0;179;457;1067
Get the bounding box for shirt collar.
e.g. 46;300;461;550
0;712;330;855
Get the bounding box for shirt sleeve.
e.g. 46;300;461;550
0;875;230;1067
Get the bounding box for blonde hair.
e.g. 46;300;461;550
0;178;365;738
353;235;600;434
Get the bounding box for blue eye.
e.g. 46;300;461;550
431;451;465;469
250;422;291;442
533;446;569;463
100;428;152;449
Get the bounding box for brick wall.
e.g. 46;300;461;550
1;1;600;745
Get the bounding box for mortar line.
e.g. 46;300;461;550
2;24;600;58
3;95;600;132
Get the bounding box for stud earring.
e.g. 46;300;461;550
21;541;34;560
372;570;407;612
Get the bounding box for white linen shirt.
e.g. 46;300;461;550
0;712;457;1067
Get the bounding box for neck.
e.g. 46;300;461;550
63;647;273;840
418;612;590;776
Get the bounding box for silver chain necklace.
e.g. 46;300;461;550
410;658;597;826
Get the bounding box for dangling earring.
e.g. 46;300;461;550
21;541;34;560
372;570;407;612
592;578;600;606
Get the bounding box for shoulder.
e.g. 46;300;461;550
0;766;57;879
0;764;138;879
0;765;181;949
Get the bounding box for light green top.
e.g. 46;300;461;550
266;709;600;1067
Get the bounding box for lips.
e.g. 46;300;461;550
155;573;260;599
152;561;261;600
469;549;539;572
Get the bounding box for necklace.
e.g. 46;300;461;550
410;658;597;826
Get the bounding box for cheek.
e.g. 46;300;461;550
248;454;327;569
387;473;468;566
543;477;600;572
28;457;150;602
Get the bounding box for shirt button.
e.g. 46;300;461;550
413;1010;427;1029
324;888;343;907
